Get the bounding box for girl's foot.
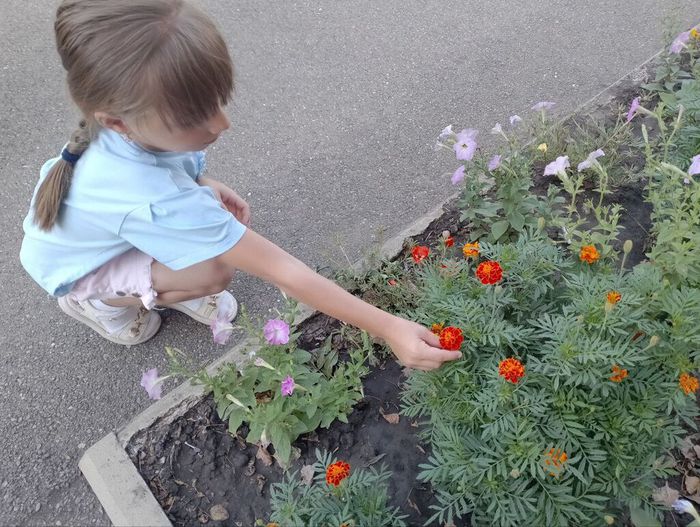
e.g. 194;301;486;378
167;290;238;326
58;296;161;346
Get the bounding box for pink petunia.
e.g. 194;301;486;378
488;155;502;171
264;319;290;345
544;156;570;177
438;125;454;142
688;154;700;176
577;149;605;172
281;375;295;397
626;97;641;123
211;318;234;345
531;101;555;111
451;165;466;185
670;31;691;54
453;129;478;161
140;368;164;400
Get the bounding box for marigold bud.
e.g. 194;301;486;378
510;468;520;478
537;217;546;230
649;335;660;347
604;515;615;525
623;240;633;254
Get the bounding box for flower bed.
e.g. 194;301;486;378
130;28;700;527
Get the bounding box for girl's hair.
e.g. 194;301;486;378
33;0;234;230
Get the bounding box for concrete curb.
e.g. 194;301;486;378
78;51;662;526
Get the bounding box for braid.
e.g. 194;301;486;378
32;120;92;231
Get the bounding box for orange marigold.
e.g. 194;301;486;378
412;245;430;263
607;291;621;304
476;260;503;285
579;245;600;264
498;357;525;384
462;241;480;259
543;448;568;476
610;365;628;383
439;326;464;351
326;461;351;486
680;373;699;396
444;236;455;247
431;322;445;335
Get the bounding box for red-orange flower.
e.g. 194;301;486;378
412;246;430;263
610;365;628;383
607;291;621;304
431;322;445;336
680;373;699;396
388;279;397;286
462;242;480;259
326;461;350;486
476;260;503;285
543;448;568;476
579;245;600;264
444;236;455;247
499;357;525;384
439;326;463;351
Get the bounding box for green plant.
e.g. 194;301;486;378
267;449;408;527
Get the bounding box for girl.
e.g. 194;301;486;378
20;0;461;371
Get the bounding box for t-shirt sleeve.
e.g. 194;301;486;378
119;186;246;270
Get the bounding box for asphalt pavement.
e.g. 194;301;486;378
0;0;697;524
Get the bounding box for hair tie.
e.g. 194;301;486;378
61;148;82;166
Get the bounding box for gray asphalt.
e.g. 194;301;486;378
1;1;698;525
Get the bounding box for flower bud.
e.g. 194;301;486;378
537;143;548;153
605;301;615;313
226;394;248;409
254;357;276;370
510;468;520;478
649;335;660;347
537;217;546;230
623;240;633;254
441;230;451;240
604;515;615;525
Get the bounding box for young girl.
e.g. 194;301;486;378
20;0;460;371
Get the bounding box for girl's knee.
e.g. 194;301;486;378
207;260;235;293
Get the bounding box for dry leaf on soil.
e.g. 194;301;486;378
379;407;400;424
256;446;274;467
300;464;315;486
209;505;229;522
652;483;680;507
686;475;700;495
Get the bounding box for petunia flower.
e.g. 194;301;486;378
626;97;641;123
254;357;276;370
531;101;556;111
488;155;502;171
140;368;169;400
673;499;700;520
688;154;700;176
509;115;522;126
670;31;691;54
211;318;234;345
263;319;290;345
577;149;605;172
451;165;466;185
490;123;503;135
281;375;295;397
438;125;454;142
453;129;478;161
544;156;570;177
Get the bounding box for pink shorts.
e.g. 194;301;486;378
69;249;158;309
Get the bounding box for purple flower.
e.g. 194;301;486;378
438;125;454;142
281;375;295;397
140;368;163;400
577;149;605;172
264;319;290;345
626;97;641;123
211;292;236;344
488;155;502;171
531;101;556;111
490;123;503;135
453;129;478;161
670;31;691;54
509;115;522;126
688;154;700;176
544;156;570;177
451;165;466;185
211;318;234;345
673;499;699;518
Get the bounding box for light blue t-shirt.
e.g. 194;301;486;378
20;129;246;296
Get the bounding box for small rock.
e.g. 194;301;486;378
209;504;229;521
77;443;86;450
35;503;41;512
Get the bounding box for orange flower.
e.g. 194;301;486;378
543;448;568;476
444;236;455;247
431;322;445;335
498;357;525;384
412;245;430;263
680;373;699;396
476;260;503;285
462;242;480;259
326;461;350;486
607;291;621;304
266;524;280;527
610;365;628;383
439;326;463;351
579;245;600;264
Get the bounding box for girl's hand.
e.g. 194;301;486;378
383;317;461;371
199;177;251;225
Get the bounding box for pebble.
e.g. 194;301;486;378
35;503;41;512
209;504;229;521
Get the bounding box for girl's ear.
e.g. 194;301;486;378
94;111;129;134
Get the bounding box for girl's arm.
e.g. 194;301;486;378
218;229;461;371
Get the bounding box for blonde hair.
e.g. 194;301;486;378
34;0;234;230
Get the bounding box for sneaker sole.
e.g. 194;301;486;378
58;296;162;346
168;295;239;326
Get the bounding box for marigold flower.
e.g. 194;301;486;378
607;291;621;305
326;461;350;486
579;245;600;264
431;322;445;335
462;241;480;259
444;236;455;247
498;357;525;384
439;326;463;351
266;523;280;527
412;245;430;263
543;448;568;476
610;365;628;383
476;260;503;285
680;373;699;396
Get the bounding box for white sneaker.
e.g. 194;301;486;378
167;290;238;326
58;296;161;346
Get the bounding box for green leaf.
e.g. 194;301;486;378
491;220;510;241
270;426;292;464
629;505;661;527
509;212;526;232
